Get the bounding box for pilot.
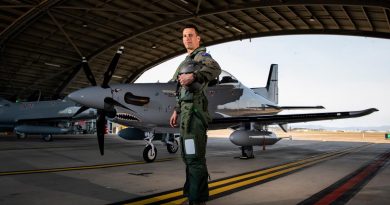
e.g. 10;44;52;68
170;24;221;205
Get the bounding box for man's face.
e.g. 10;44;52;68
182;28;200;51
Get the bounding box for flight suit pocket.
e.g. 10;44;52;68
180;103;194;133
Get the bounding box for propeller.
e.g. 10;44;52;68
102;46;124;88
96;110;106;155
82;57;97;86
72;105;89;117
80;46;125;155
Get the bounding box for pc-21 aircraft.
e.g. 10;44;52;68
68;46;378;162
0;97;96;141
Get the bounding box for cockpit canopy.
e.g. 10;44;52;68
219;70;239;84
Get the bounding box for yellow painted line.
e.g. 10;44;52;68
124;191;184;205
209;151;347;196
208;145;369;188
125;152;333;205
0;158;175;176
209;151;337;188
129;144;371;205
165;151;354;205
125;150;344;205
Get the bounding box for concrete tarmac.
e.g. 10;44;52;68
0;133;388;205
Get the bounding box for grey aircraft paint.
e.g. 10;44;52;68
0;98;96;138
68;64;378;160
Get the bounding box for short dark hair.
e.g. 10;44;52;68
182;24;200;35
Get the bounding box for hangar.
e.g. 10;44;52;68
1;0;390;101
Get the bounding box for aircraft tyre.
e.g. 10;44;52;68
16;133;27;139
240;146;254;159
143;145;157;162
42;134;53;142
167;139;179;153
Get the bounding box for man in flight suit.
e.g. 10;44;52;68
169;24;221;205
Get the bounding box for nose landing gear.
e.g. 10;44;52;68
142;132;179;162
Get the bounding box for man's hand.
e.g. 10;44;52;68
170;110;178;128
178;73;195;86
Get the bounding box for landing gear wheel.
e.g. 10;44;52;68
240;146;254;159
42;134;53;142
167;139;179;153
143;145;157;162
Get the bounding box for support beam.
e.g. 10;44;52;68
0;0;66;50
0;5;33;8
52;10;128;35
270;7;296;29
303;5;325;29
255;8;283;30
362;6;374;31
164;0;193;15
195;0;203;15
55;6;189;16
286;6;310;29
47;11;83;57
321;5;340;29
241;10;271;32
341;6;357;30
384;8;390;31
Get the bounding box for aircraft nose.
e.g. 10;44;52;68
68;86;109;109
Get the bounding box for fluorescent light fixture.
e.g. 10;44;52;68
231;26;242;33
44;62;61;68
180;0;189;4
112;75;123;79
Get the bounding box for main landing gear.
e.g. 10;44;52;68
42;134;53;142
143;132;179;162
240;146;254;159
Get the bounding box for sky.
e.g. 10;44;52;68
136;35;390;128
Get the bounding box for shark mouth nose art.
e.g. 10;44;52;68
116;113;140;122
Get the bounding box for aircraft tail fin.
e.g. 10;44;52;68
251;64;278;104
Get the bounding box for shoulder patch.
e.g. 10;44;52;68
201;52;211;57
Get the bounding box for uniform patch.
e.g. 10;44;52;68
201;52;211;57
184;139;196;155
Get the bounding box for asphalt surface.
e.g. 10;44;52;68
0;133;388;205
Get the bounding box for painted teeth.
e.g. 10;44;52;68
116;113;140;121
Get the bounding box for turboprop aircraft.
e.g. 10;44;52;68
0;97;96;141
67;46;378;162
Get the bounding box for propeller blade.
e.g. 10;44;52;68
82;57;97;86
73;106;89;117
102;46;124;88
96;110;106;155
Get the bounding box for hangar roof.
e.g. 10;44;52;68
1;0;390;101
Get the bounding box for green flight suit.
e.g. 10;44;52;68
172;46;221;203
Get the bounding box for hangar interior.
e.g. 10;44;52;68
1;0;390;101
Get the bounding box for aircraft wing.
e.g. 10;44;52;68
15;116;93;124
212;108;378;125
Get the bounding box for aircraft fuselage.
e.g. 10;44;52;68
69;80;280;130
